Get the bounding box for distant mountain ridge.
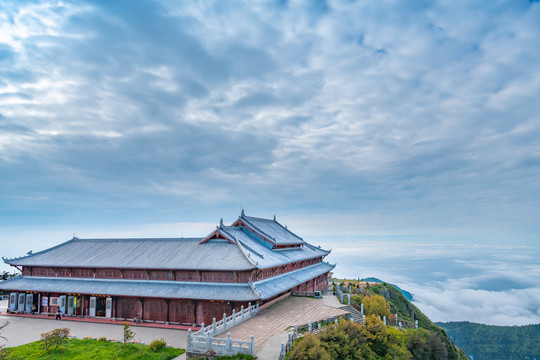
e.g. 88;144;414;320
436;321;540;360
361;277;414;301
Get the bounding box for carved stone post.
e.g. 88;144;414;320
223;313;227;330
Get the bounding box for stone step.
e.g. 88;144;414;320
339;305;364;323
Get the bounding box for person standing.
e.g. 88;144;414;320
31;304;36;315
55;308;62;320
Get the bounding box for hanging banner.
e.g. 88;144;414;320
42;296;49;306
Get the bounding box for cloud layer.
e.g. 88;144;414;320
330;240;540;326
1;0;539;325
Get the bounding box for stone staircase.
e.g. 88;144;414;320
339;305;364;323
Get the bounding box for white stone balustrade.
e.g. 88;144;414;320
187;302;259;357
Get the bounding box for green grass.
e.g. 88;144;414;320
3;338;185;359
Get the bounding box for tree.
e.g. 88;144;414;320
362;294;391;318
40;328;70;352
0;322;8;359
362;314;389;356
123;322;135;344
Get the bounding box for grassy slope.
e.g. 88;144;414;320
436;321;540;360
3;339;184;360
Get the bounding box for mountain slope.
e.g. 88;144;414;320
436;321;540;360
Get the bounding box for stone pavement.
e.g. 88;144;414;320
216;292;348;359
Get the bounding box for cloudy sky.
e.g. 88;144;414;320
1;0;539;325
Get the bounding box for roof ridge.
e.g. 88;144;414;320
235;237;258;267
78;237;202;241
253;261;335;285
244;214;274;222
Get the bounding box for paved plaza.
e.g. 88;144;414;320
217;289;348;358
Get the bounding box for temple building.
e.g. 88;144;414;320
0;211;334;325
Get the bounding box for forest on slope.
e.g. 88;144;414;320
436;321;540;360
287;282;468;359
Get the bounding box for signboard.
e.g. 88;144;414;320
42;296;48;307
50;297;59;306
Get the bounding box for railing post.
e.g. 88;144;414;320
361;303;364;315
415;320;418;329
250;335;255;355
288;333;292;344
281;342;285;357
294;324;298;337
212;317;216;335
308;320;312;333
256;302;259;313
226;332;231;351
206;332;211;350
232;309;236;325
223;313;227;330
248;302;251;316
187;328;192;348
347;293;351;305
383;316;386;325
201;322;205;334
241;305;244;321
318;322;322;330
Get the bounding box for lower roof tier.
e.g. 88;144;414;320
0;262;335;301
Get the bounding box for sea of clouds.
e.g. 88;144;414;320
324;238;540;326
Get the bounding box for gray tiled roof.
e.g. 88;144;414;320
0;275;260;301
240;214;305;245
224;226;330;269
5;238;256;271
3;213;332;272
254;262;335;299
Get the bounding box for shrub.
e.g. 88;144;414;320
40;328;70;351
149;338;167;351
98;336;107;342
288;334;331;360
